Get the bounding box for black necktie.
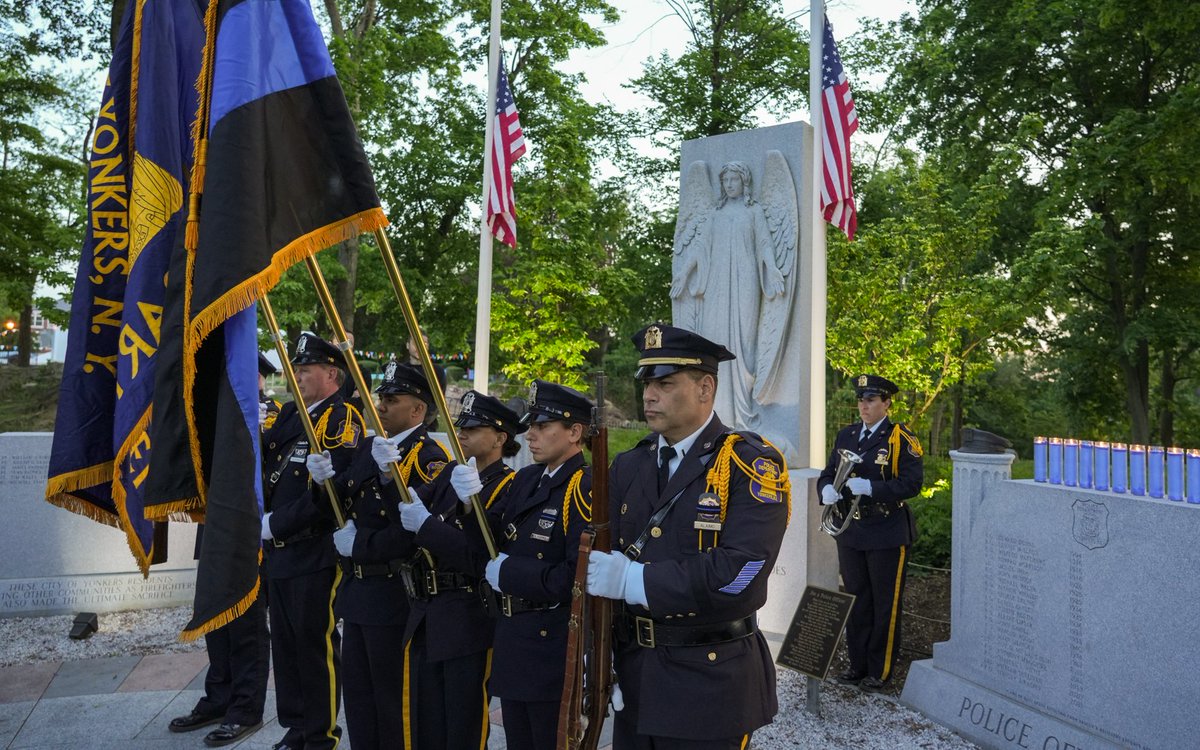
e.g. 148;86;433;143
858;429;871;450
658;445;677;493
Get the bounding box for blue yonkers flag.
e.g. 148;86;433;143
145;0;386;637
46;0;204;572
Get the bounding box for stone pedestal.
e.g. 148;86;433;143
901;450;1200;750
1;432;198;618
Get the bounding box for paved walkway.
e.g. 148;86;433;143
0;653;612;749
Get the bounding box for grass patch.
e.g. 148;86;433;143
0;363;62;432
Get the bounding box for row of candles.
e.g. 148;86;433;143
1034;437;1200;503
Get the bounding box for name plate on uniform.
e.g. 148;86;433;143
775;585;856;680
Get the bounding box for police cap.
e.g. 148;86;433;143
291;333;343;367
521;380;594;426
456;390;527;436
854;374;899;399
632;323;735;381
375;360;446;406
257;353;277;377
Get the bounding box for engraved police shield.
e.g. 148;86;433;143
384;360;398;382
462;391;476;414
1071;498;1109;550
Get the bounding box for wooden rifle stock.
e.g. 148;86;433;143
557;373;613;750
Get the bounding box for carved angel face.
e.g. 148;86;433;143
722;171;744;199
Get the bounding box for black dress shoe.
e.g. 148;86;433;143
204;721;263;747
835;670;865;685
270;741;301;750
860;676;887;693
168;710;223;733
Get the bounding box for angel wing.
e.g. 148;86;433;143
671;160;717;331
752;150;799;403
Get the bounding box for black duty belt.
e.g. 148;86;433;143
614;609;757;648
339;557;406;579
491;591;561;617
272;528;323;548
838;499;907;521
400;564;476;600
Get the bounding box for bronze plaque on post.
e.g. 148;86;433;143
775;585;856;680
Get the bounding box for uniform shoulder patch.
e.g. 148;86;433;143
426;461;447;480
750;456;783;503
896;424;924;457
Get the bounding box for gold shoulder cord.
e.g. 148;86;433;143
562;468;591;534
486;471;515;510
888;425;924;476
397;446;422;487
314;402;364;451
704;435;794;548
414;441;451;483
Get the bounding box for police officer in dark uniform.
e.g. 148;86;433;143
327;360;449;750
817;374;923;693
453;380;594;750
588;323;791;750
396;390;525;750
169;353;278;746
260;333;364;750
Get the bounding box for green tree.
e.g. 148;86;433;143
893;0;1200;445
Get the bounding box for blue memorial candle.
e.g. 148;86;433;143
1166;447;1184;501
1079;440;1094;489
1112;443;1128;493
1188;450;1200;504
1034;436;1048;482
1148;446;1164;499
1048;437;1063;484
1064;439;1079;487
1094;441;1110;491
1130;444;1146;496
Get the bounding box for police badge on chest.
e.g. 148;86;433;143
289;443;308;462
532;507;558;541
693;492;722;531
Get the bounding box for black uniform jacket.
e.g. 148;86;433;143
608;415;789;740
485;451;592;702
262;393;361;580
816;417;923;550
333;427;449;626
408;457;514;662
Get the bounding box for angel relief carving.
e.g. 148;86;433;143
672;153;798;430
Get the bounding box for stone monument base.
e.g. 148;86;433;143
902;660;1122;750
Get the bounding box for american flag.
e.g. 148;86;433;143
488;59;527;247
820;17;858;241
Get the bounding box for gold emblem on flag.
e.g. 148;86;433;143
645;326;663;350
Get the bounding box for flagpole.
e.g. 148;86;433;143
809;0;828;469
472;0;502;394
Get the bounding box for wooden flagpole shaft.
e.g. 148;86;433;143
259;293;347;528
301;256;409;494
371;228;500;559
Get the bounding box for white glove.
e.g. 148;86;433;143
333;520;357;557
611;683;624;712
400;487;432;532
847;477;873;497
306;451;335;483
258;401;268;427
485;552;508;592
371;435;401;474
821;484;839;505
260;512;274;541
587;551;647;607
451;457;482;505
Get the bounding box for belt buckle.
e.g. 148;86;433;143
272;539;285;548
501;593;513;617
353;564;365;579
635;616;656;648
505;523;518;542
269;470;280;484
852;506;862;520
424;570;439;597
624;544;641;561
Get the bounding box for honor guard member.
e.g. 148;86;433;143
817;374;923;693
588;324;791;750
167;351;280;746
260;333;364;750
329;360;449;750
454;380;594;750
397;390;525;750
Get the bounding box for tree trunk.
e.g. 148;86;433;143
1158;353;1176;447
927;399;946;458
1120;341;1152;444
334;237;359;334
17;304;33;367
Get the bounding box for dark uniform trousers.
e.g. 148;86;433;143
335;428;448;750
608;416;789;749
192;527;269;726
405;458;512;750
817;417;923;682
262;395;361;750
483;452;592;750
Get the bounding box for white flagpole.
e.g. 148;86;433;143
473;0;502;394
808;0;828;468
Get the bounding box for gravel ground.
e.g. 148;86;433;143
0;606;976;749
